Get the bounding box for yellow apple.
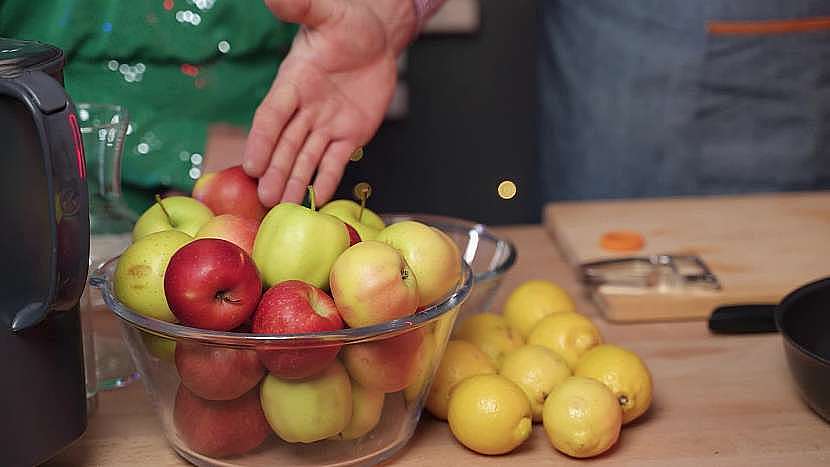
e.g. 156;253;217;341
259;360;352;443
404;331;437;402
333;379;385;440
329;241;419;328
114;230;192;322
132;196;213;241
376;221;461;307
320;199;385;241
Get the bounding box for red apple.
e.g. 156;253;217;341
345;223;361;246
233;320;253;333
252;280;344;379
342;328;424;393
175;342;264;400
165;238;262;331
173;384;270;458
195;214;259;256
192;165;267;222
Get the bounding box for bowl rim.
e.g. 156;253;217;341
379;212;517;283
90;256;473;347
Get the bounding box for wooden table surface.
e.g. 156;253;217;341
47;225;830;466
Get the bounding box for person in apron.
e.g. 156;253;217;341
539;0;830;201
243;0;830;207
8;1;827;207
0;0;297;212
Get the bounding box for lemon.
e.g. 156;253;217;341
527;312;602;369
575;344;653;424
447;374;533;455
499;345;572;421
542;376;621;458
504;280;576;338
426;340;497;420
453;313;524;368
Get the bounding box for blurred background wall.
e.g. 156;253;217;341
334;0;541;226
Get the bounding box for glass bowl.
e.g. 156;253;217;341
90;255;472;467
381;214;517;314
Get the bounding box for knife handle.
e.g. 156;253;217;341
707;304;778;334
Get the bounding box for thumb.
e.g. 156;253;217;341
264;0;343;28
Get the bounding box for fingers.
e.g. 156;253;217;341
264;0;342;28
257;112;312;207
281;131;330;203
243;82;299;178
312;140;355;205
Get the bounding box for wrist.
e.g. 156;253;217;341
411;0;432;31
412;0;447;33
359;0;418;54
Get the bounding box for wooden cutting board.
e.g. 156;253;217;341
543;191;830;322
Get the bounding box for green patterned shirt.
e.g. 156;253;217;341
1;0;296;210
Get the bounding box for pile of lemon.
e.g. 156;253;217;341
427;280;653;458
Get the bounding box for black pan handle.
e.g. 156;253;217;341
708;304;778;334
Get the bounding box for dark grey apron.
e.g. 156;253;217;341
539;0;830;201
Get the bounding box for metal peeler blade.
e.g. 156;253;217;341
580;254;722;292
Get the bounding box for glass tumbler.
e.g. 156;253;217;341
77;103;140;394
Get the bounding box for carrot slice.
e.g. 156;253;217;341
600;230;645;252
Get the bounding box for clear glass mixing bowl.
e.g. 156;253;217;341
90;256;472;467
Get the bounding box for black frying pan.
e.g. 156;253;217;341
708;277;830;423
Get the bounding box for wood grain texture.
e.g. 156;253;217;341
544;191;830;322
46;225;830;466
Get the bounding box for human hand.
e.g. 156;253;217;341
203;124;248;173
243;0;417;206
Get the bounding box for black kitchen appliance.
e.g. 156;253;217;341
0;38;90;465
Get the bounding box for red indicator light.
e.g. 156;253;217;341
180;63;199;77
68;112;86;179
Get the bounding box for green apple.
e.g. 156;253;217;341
260;360;352;443
376;221;462;308
114;230;192;322
132;196;214;241
253;198;350;289
333;379;385;440
329;241;419;328
320;199;385;241
140;330;177;362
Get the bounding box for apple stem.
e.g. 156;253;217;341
308;185;316;212
353;182;372;222
155;194;176;228
217;292;242;305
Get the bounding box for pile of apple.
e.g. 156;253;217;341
112;166;462;458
